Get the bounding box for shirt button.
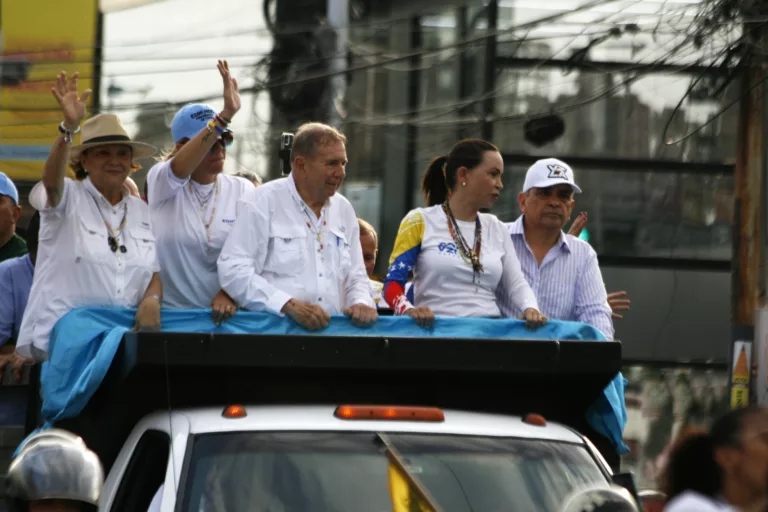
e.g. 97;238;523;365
319;273;323;277
318;297;323;302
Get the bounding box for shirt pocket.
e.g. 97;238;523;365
75;215;113;264
328;226;352;279
265;227;306;277
125;226;157;268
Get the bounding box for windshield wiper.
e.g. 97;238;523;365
376;432;443;512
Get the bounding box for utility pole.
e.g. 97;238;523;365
326;0;348;130
730;15;767;408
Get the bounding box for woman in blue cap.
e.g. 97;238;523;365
145;60;252;324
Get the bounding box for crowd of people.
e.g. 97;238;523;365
14;57;768;512
0;58;634;370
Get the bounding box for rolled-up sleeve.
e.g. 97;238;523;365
146;159;189;206
31;178;74;217
217;197;293;316
574;251;615;340
342;209;375;309
500;225;539;315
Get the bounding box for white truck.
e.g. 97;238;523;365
44;330;641;511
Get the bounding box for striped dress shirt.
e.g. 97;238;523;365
497;215;615;340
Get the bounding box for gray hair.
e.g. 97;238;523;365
234;170;262;186
290;122;347;162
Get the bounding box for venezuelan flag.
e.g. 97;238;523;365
385;210;424;285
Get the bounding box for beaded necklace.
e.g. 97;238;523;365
89;194;128;253
188;178;220;244
302;206;327;262
442;201;483;280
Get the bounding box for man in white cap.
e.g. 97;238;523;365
497;158;614;340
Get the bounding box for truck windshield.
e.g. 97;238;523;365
180;432;608;511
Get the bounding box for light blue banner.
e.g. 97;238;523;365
37;307;628;454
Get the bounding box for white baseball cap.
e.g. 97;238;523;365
522;158;582;194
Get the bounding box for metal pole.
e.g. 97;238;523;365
730;32;767;408
92;8;104;116
326;0;348;129
481;0;498;141
404;17;422;213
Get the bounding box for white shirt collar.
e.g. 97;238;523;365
510;215;570;252
288;173;330;215
83;177;129;209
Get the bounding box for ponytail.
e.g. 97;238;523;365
421;156;449;206
420;139;499;207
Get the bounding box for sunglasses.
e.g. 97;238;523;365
179;131;234;153
214;131;234;152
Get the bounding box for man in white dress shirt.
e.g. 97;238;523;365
218;123;377;331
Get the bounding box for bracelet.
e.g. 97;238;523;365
217;112;232;125
214;115;228;127
208;119;225;135
58;122;80;144
58;122;81;135
143;294;162;304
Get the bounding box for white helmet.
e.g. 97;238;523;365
6;429;104;511
559;485;639;512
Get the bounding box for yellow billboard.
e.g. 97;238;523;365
0;0;98;182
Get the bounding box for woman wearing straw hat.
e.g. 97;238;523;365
16;71;162;362
145;60;250;325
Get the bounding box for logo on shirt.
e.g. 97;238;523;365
141;221;150;229
547;163;569;179
438;242;459;256
222;219;235;224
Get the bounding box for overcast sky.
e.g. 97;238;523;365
102;0;273;175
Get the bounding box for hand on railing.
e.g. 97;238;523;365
0;348;33;384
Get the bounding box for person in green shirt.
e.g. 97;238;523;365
0;172;27;263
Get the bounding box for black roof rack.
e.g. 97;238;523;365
56;331;621;473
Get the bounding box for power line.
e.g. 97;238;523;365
0;0;638;114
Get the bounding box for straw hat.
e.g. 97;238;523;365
70;113;156;160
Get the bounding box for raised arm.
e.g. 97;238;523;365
44;72;90;209
169;60;241;180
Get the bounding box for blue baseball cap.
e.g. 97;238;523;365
0;172;19;205
171;103;232;144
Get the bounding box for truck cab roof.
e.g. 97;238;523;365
140;405;587;444
105;405;613;512
54;330;621;478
